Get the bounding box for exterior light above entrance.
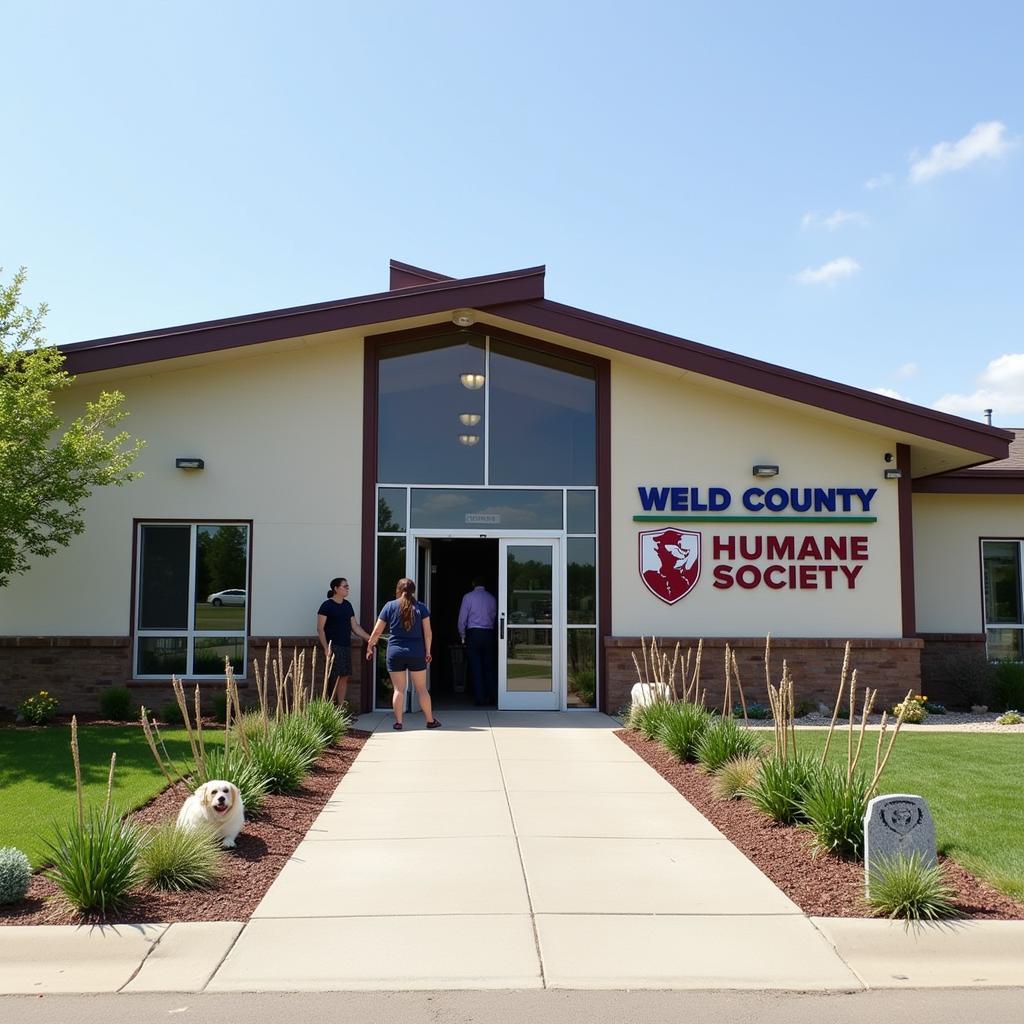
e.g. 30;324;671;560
458;434;480;446
884;468;903;480
175;457;205;470
460;373;485;390
459;413;481;426
752;464;779;478
452;309;476;328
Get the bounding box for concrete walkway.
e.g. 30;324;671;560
2;711;1023;993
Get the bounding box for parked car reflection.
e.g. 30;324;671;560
206;588;247;607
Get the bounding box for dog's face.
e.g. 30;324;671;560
199;780;238;817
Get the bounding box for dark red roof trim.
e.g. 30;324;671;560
913;474;1024;494
61;267;545;375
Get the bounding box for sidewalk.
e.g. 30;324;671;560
1;711;1022;993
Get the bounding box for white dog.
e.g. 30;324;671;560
176;780;245;848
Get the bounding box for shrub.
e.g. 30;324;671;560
793;699;819;718
713;755;762;800
18;690;58;725
937;651;994;709
249;729;311;794
304;699;351;746
866;851;959;922
927;702;947;715
276;713;330;765
733;702;771;720
996;709;1023;725
695;718;765;774
196;744;269;814
570;670;596;705
159;701;184;725
43;806;144;914
993;661;1024;712
210;691;229;725
632;700;676;741
139;821;224;891
0;847;32;905
746;752;820;825
892;695;927;724
656;702;712;762
799;764;872;858
99;687;135;722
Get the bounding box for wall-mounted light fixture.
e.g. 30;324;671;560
752;464;779;478
884;468;902;480
459;413;481;426
175;457;205;470
458;434;480;446
459;373;485;390
452;309;476;328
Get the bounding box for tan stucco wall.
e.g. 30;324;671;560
0;334;365;636
609;359;905;637
914;493;1024;633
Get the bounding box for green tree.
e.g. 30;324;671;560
0;267;144;586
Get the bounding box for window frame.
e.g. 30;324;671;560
132;519;253;679
980;537;1024;661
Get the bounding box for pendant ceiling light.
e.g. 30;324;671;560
458;434;480;446
459;413;481;426
459;373;485;390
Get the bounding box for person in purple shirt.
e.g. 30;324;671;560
458;576;497;706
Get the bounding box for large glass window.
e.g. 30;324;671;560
410;488;563;530
983;540;1023;660
378;334;486;484
135;523;249;677
377;332;597;487
488;340;596;486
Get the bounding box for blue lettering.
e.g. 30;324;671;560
790;488;813;512
709;487;731;511
813;488;836;512
670;487;688;511
743;488;765;511
855;488;877;512
836;488;855;512
765;487;788;512
690;487;708;512
638;487;669;511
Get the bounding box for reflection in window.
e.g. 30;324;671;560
567;629;597;708
567;490;596;533
982;541;1023;660
136;523;249;677
378;334;485;484
375;536;406;708
378;487;407;532
506;546;553;625
489;339;596;485
567;538;596;625
411;488;563;530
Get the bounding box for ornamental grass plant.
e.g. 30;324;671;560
713;754;762;800
745;751;819;824
139;821;224;891
866;850;960;922
304;698;351;746
657;702;713;761
695;718;765;774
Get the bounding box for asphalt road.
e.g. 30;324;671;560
2;988;1023;1024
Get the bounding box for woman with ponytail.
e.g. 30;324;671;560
365;577;440;731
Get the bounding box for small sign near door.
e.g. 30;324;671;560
465;513;501;525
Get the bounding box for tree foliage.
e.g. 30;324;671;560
0;267;144;586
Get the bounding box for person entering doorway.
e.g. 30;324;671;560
458;576;497;706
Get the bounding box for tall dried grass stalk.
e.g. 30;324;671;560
820;641;852;766
869;689;914;791
104;753;117;814
193;685;206;778
731;650;749;725
850;685;877;781
139;707;177;786
171;675;200;768
70;716;84;827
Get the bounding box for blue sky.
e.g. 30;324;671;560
4;2;1022;423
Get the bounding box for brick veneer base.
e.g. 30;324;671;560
0;635;366;716
917;633;989;707
603;636;923;714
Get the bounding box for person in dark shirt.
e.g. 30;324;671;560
365;576;440;731
317;577;371;708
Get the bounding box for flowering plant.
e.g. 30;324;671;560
892;693;927;724
18;690;58;725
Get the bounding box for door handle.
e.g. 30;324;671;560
499;614;505;640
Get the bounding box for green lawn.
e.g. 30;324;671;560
0;725;221;868
791;730;1024;899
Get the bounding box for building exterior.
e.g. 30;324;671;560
1;261;1021;715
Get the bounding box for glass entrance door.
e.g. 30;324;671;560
499;538;561;710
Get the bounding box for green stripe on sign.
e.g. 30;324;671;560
632;515;878;524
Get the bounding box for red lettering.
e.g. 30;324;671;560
764;565;787;589
713;565;734;589
820;565;838;589
850;536;869;560
766;536;795;559
798;536;822;560
736;565;760;589
713;536;736;559
840;565;863;588
823;536;847;560
799;565;817;588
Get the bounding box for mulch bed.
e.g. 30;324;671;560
616;729;1024;920
0;729;369;926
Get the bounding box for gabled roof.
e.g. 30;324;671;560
60;259;1013;467
914;429;1024;493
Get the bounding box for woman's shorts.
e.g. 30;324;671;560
327;646;352;680
386;651;427;673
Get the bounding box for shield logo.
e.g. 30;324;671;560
880;801;923;836
639;528;702;605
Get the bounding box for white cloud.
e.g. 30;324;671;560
872;387;906;400
864;173;893;190
801;209;868;230
894;362;919;380
932;353;1024;419
793;257;862;286
909;121;1013;183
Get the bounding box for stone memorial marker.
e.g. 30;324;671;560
864;794;937;895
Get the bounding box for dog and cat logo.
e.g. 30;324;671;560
638;528;702;605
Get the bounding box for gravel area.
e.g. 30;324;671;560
0;729;369;926
742;712;1024;732
616;729;1024;920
